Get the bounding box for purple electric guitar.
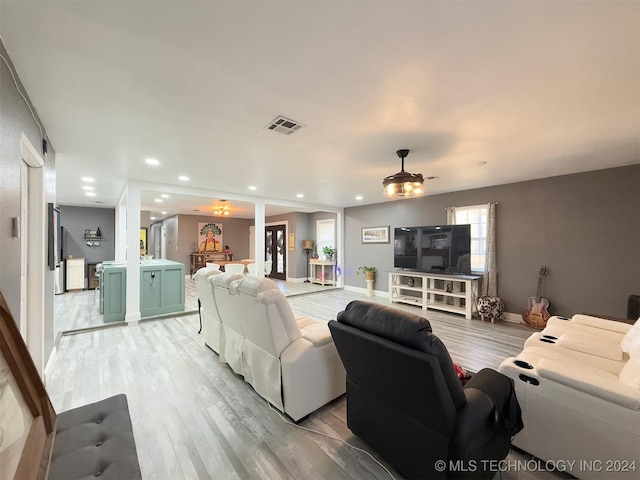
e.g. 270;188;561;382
522;266;550;329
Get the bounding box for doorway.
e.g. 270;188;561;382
20;134;46;376
152;224;164;259
265;224;286;280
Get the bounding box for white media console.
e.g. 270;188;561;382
388;271;482;319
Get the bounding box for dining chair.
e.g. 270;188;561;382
264;260;273;277
224;263;246;275
246;263;257;276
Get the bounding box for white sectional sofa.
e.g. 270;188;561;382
193;266;223;353
195;269;346;421
499;315;640;479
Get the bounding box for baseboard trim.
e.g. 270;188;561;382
286;276;307;283
44;345;57;386
343;285;388;298
503;311;525;324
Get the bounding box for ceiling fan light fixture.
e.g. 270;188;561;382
382;149;424;199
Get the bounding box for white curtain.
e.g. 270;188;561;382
446;206;456;226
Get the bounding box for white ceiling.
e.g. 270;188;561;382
1;1;638;219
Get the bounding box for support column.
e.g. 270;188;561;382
254;202;265;276
125;185;141;323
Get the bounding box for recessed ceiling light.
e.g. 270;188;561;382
178;175;189;181
355;195;363;201
155;199;163;203
85;192;96;197
145;158;160;166
161;211;167;215
82;177;95;183
161;194;169;198
248;186;257;191
82;186;94;191
150;216;156;220
296;193;304;198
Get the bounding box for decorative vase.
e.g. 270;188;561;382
364;271;375;281
407;277;415;287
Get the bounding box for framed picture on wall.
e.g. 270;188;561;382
362;226;390;244
197;223;223;253
140;228;148;253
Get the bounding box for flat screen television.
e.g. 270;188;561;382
394;224;471;275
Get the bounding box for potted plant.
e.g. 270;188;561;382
322;246;336;260
356;265;377;281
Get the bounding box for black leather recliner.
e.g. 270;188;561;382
328;301;523;480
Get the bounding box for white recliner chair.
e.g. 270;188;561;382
535;314;632;341
193;266;223;353
499;316;640;479
234;276;346;421
212;272;246;374
522;315;634;375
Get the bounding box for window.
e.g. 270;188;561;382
452;204;488;272
316;219;335;258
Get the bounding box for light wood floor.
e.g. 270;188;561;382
49;285;566;480
53;278;339;334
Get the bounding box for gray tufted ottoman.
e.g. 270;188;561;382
49;394;142;480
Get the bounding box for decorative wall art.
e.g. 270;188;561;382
140;227;148;253
361;226;390;244
198;223;223;253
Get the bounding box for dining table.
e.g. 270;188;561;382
216;259;254;272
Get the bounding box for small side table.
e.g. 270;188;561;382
309;259;336;286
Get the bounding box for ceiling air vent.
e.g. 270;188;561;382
265;116;304;135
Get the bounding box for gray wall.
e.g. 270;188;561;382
58;206;116;283
0;40;57;359
344;165;640;319
262;211;339;279
265;211;310;279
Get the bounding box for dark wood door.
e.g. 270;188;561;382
265;224;286;280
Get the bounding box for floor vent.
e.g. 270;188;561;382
265;116;304;135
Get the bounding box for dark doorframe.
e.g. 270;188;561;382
265;224;286;280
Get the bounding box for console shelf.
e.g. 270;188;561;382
388;271;482;319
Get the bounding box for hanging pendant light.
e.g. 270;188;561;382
213;201;231;217
382;149;424;199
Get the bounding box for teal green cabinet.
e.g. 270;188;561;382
100;260;185;322
140;262;185;317
101;265;126;323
